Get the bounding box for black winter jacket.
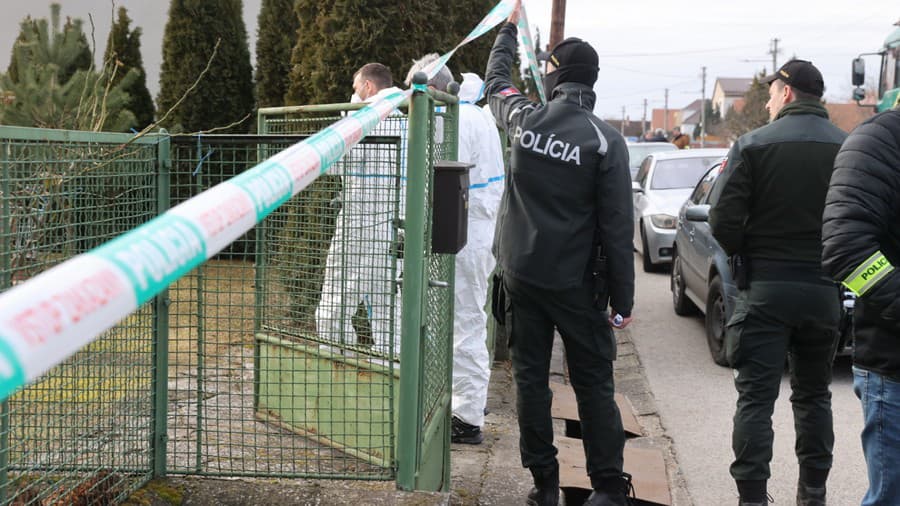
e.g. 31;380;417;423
709;100;847;268
484;22;634;316
822;109;900;378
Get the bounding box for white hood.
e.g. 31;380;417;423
458;73;486;104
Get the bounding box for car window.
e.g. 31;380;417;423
627;143;677;170
650;156;723;190
636;157;652;187
700;164;724;204
689;164;722;204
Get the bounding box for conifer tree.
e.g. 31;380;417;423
62;23;93;84
0;4;136;131
157;0;254;133
442;0;496;79
286;1;443;105
725;72;770;138
6;20;33;84
7;5;93;86
255;0;299;108
104;7;155;130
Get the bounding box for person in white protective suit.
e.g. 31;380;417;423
406;56;505;444
316;62;406;360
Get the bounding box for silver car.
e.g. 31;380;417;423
626;141;678;180
632;148;728;272
672;162;855;366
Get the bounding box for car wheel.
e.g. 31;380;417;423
705;275;729;366
671;251;698;316
640;226;657;273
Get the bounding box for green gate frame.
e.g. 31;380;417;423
256;83;460;492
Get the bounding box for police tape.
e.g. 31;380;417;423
424;0;545;101
517;6;547;104
0;90;409;400
0;0;541;400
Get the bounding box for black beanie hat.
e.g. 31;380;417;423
548;37;599;70
545;37;599;94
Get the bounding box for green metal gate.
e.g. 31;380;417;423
255;86;460;490
0;86;459;504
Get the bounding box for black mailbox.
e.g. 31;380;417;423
432;160;472;254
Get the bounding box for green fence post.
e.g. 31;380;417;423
442;83;461;491
0;139;10;503
253;124;267;410
151;130;172;478
1;139;9;294
397;74;430;491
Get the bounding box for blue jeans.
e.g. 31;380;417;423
853;367;900;505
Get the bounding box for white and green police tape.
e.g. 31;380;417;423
0;0;543;400
0;90;407;399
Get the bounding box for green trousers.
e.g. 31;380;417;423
726;279;840;481
504;274;624;490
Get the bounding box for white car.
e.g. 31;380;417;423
632;149;728;272
626;141;678;180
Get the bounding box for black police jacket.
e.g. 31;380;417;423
822;109;900;378
709;100;847;266
484;22;634;317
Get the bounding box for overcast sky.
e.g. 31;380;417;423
0;1;892;120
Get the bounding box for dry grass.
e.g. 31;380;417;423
167;259;257;372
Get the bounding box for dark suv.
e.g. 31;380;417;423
670;162;854;366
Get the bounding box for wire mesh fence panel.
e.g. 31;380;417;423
256;110;408;478
421;111;456;425
257;102;458;486
0;96;459;498
168;129;403;479
0;127;161;505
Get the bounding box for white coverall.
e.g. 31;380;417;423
452;73;505;427
316;87;406;359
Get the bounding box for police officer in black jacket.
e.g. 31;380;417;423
484;3;635;505
709;60;847;506
822;107;900;506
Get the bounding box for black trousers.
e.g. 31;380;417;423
726;279;840;481
504;274;624;490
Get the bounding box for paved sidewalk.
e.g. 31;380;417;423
449;328;693;505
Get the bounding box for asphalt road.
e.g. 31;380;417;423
629;256;868;505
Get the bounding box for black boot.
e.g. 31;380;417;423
584;473;634;506
736;479;768;506
526;465;560;506
797;466;828;506
526;487;560;506
797;483;826;506
451;416;483;445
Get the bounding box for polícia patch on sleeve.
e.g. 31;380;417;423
499;87;521;97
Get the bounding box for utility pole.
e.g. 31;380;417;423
664;88;669;133
700;66;707;148
642;99;648;137
549;0;567;49
621;106;626;136
769;38;780;73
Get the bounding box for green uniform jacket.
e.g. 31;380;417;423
709;100;847;265
484;22;634;316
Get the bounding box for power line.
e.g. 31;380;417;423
595;79;697;100
599;62;694;80
595;44;760;58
